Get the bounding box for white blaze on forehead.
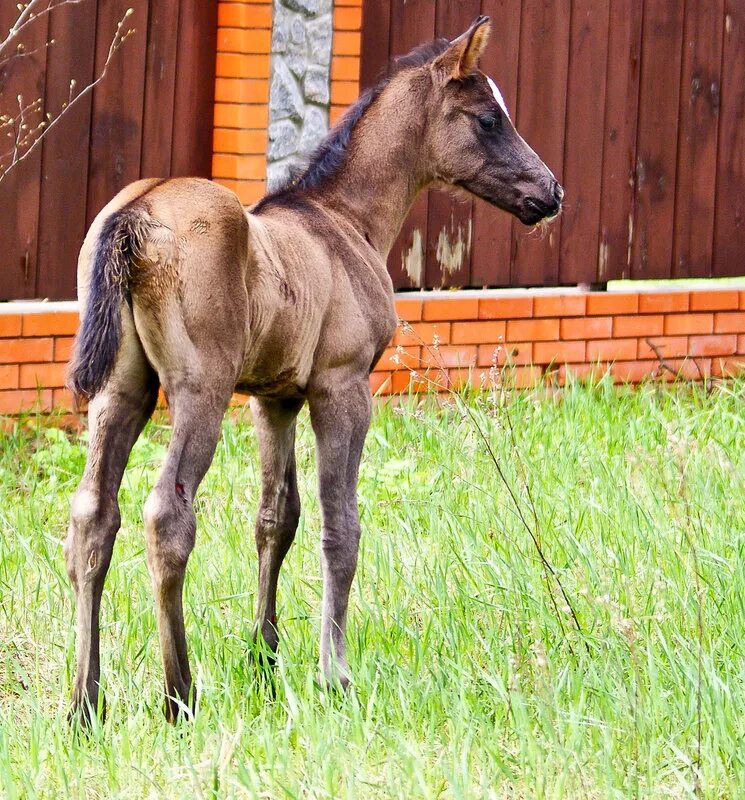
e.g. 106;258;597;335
486;76;510;119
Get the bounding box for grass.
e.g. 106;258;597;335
1;375;745;798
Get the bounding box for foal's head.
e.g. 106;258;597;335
417;16;563;226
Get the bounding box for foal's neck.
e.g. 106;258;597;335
322;88;431;258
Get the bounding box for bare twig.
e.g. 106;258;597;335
0;5;134;184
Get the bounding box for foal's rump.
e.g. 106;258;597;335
68;178;249;401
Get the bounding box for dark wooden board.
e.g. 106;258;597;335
386;0;436;289
171;0;217;177
85;0;149;226
597;0;643;281
359;0;391;90
558;0;610;285
424;0;480;289
140;0;179;177
713;0;745;277
631;0;685;279
470;0;522;287
36;0;98;299
0;7;49;299
672;0;724;279
510;0;570;286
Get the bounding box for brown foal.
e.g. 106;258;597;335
65;16;562;722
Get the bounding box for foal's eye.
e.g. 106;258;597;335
478;115;499;132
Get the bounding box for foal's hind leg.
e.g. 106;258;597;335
250;397;302;657
308;377;372;689
66;335;157;723
143;384;231;722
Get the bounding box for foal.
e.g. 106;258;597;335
66;16;562;722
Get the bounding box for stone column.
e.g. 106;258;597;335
267;0;334;191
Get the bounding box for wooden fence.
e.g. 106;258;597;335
360;0;745;289
0;0;216;301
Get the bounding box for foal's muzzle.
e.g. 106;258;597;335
522;180;564;225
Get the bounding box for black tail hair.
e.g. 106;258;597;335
68;206;147;400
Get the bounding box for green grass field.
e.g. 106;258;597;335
2;377;745;798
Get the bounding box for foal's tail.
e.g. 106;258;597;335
68;205;153;400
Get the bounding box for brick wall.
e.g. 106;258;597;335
330;0;362;125
211;0;361;203
212;1;273;205
3;288;744;415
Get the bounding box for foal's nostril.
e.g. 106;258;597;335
552;180;564;204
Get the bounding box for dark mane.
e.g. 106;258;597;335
253;38;450;214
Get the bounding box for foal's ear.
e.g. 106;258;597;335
433;15;491;81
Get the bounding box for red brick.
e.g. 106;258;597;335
638;292;689;313
507;318;559;342
0;389;53;415
740;291;745;310
714;312;745;334
586;293;638;315
333;31;361;56
395;298;423;322
533;294;586;317
451;321;506;345
587;338;638;362
664;313;714;335
421;297;479;321
688;334;738;357
52;388;76;411
334;5;362;29
0;315;22;337
664;358;711;380
0;338;54;364
478;342;533;366
740;334;745;354
20;362;67;389
610;361;660;384
689;290;740;311
613;315;664;337
378;346;421;371
479;296;533;320
390;370;439;393
557;363;610;384
393;322;450;347
422;345;477;368
560;316;612;340
504;365;543;389
369;372;392;395
533;340;585;364
712;358;745;378
54;336;75;362
0;364;19;389
637;336;689;359
22;311;79;337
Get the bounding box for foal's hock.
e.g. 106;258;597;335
65;16;562;723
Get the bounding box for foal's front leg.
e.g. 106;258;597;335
309;378;372;688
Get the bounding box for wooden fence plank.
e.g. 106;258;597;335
140;0;180;177
470;0;522;287
359;0;391;90
171;0;217;177
85;0;149;226
386;0;436;289
713;1;745;277
424;0;480;289
0;8;49;299
510;0;570;286
36;0;98;299
631;0;685;279
597;0;643;282
673;0;724;278
558;0;610;285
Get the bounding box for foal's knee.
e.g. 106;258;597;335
65;488;120;589
144;488;195;592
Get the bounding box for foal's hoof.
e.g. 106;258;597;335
316;668;351;694
163;684;196;724
68;693;106;730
